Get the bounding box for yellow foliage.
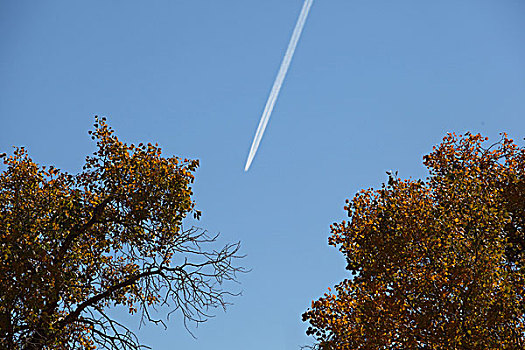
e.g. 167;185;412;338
0;117;242;349
303;133;525;349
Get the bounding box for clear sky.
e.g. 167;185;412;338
1;1;524;349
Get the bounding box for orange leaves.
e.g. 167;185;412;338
1;116;236;350
303;133;525;349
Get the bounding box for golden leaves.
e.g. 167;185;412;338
303;133;525;349
0;116;209;349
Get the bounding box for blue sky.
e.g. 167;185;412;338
1;0;524;349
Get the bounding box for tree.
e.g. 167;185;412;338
0;117;244;350
303;133;525;349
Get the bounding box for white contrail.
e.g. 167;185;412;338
244;0;314;171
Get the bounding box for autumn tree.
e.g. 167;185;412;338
0;117;244;350
303;133;525;349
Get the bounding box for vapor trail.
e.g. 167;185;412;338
244;0;313;171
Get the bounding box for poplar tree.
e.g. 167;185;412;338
303;133;525;349
0;117;244;349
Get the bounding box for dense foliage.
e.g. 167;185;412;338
303;133;525;349
0;117;243;349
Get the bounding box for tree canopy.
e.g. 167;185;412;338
303;133;525;349
0;117;244;349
